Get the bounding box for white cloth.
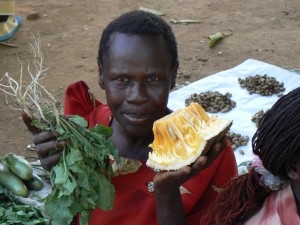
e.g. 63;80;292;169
168;59;300;165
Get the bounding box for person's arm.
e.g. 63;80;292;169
155;187;186;225
153;137;228;225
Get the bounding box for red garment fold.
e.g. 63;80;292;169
64;81;111;127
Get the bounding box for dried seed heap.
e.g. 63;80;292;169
185;91;236;113
227;131;249;151
238;74;285;96
251;109;269;128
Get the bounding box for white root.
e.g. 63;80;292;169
0;35;62;125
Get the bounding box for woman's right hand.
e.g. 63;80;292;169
22;112;66;171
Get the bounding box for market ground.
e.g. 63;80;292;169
0;0;299;159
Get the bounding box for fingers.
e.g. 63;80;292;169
163;166;192;179
32;130;66;171
21;112;39;134
35;139;65;171
191;136;229;172
35;139;65;156
191;155;209;172
220;135;229;150
21;111;66;171
32;131;57;144
206;135;229;161
40;151;63;171
154;169;182;184
209;142;223;161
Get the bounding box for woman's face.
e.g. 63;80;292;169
99;33;177;137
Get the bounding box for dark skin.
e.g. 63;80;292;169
99;33;174;160
23;33;228;225
286;158;300;215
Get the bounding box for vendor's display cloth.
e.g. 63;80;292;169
168;59;300;165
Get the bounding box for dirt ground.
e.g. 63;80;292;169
0;0;299;158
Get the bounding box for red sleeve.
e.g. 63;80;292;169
64;81;112;127
182;141;238;224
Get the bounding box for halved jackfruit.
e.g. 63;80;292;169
146;102;232;170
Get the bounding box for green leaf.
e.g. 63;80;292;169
54;126;65;135
44;190;75;225
0;186;49;224
31;119;48;131
77;173;92;191
61;175;77;196
56;130;71;141
68;135;80;148
67;160;86;174
52;163;68;185
91;171;115;210
66;147;84;166
90;124;113;138
79;210;92;225
69;115;88;128
42;108;57;125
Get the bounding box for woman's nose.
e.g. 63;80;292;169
126;81;148;104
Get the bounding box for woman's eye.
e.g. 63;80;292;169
147;76;159;82
116;77;129;82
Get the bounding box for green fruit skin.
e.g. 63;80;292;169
0;169;29;197
5;153;33;181
24;173;44;191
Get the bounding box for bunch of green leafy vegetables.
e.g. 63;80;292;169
0;186;50;225
32;110;121;225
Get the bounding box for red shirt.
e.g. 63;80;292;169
64;81;238;225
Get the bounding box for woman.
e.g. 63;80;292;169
203;87;300;225
22;10;237;225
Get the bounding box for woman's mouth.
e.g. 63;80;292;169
123;113;152;124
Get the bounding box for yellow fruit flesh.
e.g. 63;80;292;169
147;102;232;170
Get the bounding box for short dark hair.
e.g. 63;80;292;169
253;87;300;179
97;10;179;69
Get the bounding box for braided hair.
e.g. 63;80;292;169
253;87;300;179
202;87;300;225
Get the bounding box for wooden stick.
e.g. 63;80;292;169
0;42;18;48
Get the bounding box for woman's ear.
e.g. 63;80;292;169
286;157;300;181
170;63;179;90
98;64;105;90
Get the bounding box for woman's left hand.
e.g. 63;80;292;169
153;136;229;225
153;136;229;194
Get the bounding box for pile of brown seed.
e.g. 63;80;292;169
251;109;269;127
227;131;249;151
238;74;285;96
185;91;236;113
